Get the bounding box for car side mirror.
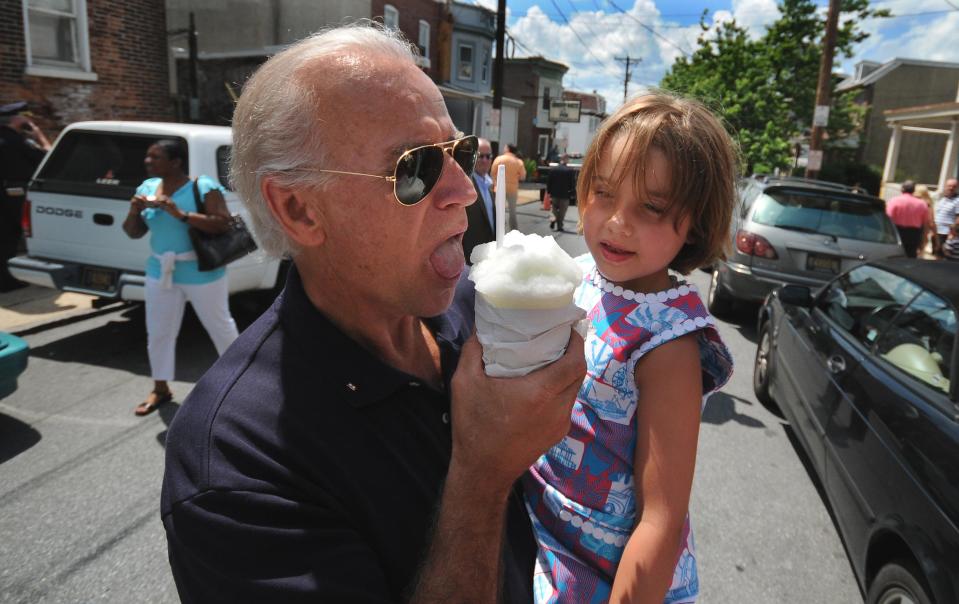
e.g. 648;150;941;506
779;284;813;308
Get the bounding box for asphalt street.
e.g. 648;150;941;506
0;199;862;603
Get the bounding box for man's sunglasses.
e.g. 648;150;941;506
317;135;478;206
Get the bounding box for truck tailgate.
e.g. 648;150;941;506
27;190;150;272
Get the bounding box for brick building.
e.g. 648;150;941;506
167;0;443;125
370;0;439;78
502;56;568;162
0;0;173;135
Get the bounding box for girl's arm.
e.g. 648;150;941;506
609;334;704;604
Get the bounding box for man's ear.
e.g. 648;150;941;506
261;176;326;247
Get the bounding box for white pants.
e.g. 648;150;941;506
145;276;239;382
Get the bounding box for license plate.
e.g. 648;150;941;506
806;254;840;274
81;267;118;292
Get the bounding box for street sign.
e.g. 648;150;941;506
489;108;501;130
813;105;830;128
807;149;824;171
549;100;581;123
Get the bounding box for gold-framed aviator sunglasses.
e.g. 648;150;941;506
317;135;479;206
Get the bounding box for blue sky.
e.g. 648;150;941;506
471;0;958;111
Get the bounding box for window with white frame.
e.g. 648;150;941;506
457;43;473;81
418;20;429;58
383;4;399;30
23;0;94;78
537;135;550;159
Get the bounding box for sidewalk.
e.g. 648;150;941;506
0;285;100;332
518;182;544;206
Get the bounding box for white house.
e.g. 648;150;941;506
553;90;607;157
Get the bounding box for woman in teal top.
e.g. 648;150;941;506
122;139;239;416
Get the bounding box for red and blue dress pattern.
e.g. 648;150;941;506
523;256;733;603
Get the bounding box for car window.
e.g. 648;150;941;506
740;182;762;215
820;265;922;344
33;131;184;200
751;190;898;244
216;145;233;190
875;290;955;394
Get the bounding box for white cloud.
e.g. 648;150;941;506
840;3;959;74
508;1;702;111
482;1;955;112
732;0;780;37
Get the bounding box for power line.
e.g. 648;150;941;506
506;28;608;69
875;8;959;18
605;0;691;56
548;0;614;68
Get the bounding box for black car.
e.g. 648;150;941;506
755;258;959;603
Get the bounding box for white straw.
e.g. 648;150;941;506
495;164;506;247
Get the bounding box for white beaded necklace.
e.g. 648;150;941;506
589;270;698;303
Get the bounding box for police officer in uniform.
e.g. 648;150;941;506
0;102;51;291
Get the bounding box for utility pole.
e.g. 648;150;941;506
614;55;638;102
188;12;199;122
805;0;840;179
492;0;506;155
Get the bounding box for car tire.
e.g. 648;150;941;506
753;322;774;406
866;560;932;604
707;268;734;317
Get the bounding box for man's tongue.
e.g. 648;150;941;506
430;236;465;280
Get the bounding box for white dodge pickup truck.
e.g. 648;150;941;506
9;121;285;301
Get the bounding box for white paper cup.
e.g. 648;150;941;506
475;292;586;377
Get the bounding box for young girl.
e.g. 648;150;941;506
523;92;737;603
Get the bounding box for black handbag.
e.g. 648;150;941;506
188;178;258;271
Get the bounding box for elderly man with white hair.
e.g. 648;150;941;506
160;23;585;603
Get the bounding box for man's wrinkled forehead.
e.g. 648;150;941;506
304;51;445;121
303;50;451;155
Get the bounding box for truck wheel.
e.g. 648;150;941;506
866;560;932;604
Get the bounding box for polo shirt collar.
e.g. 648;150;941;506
278;266;465;408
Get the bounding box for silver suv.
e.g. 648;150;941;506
707;176;904;315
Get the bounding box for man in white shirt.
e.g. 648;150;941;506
934;178;959;257
463;137;495;263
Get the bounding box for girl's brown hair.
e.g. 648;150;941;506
577;90;739;274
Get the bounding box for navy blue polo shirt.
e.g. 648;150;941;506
160;267;536;603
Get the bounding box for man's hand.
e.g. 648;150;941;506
449;330;586;496
10;115;51;151
410;331;584;603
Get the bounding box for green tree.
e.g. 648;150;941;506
661;0;889;174
661;19;792;173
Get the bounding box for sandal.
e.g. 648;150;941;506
134;390;172;416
